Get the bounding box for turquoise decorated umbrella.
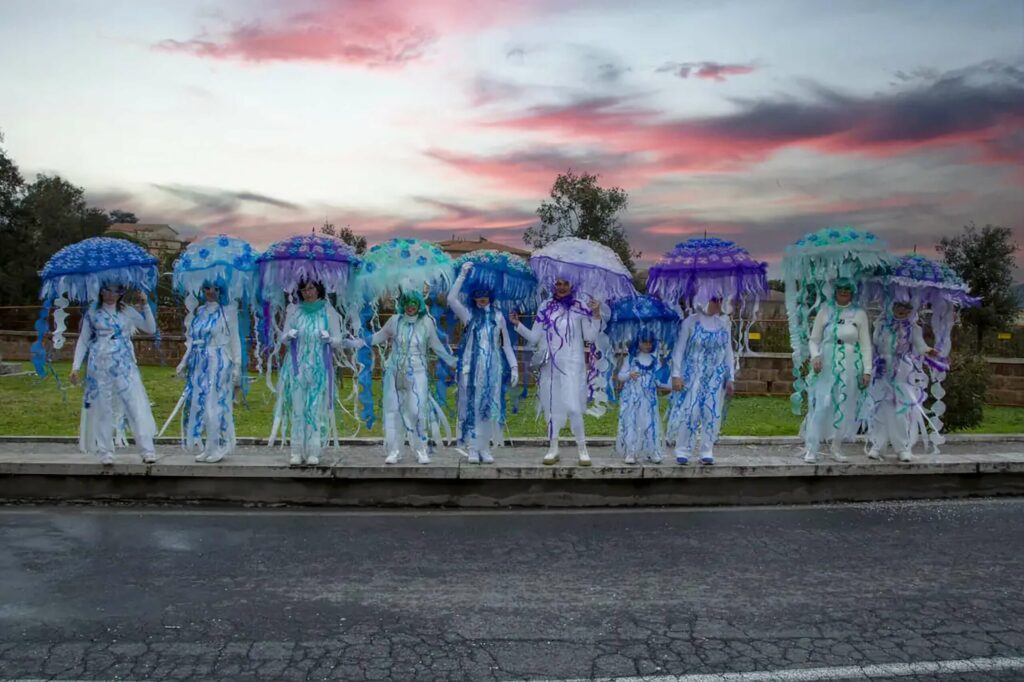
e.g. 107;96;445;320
33;237;159;377
781;226;890;414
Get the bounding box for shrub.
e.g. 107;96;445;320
940;353;991;431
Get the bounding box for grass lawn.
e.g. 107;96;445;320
2;361;1021;438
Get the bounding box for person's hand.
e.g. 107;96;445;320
319;330;331;341
231;368;241;386
725;381;735;397
510;369;519;387
812;357;823;373
69;369;80;386
860;373;871;389
926;348;939;358
461;262;473;275
352;338;367;349
672;377;684;391
629;371;640;380
175;362;186;378
509;311;520;326
286;329;299;339
588;299;602;319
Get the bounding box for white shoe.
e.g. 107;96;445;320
384;451;401;465
577;446;592;467
289;453;303;466
142;452;157;464
867;447;883;461
205;451;224;464
830;445;848;462
195;452;209;463
306;454;320;466
416;451;431;465
624;454;637;465
542;451;560;465
480;451;494;464
898;450;913;463
467;451;481;464
803;450;817;463
99;453;114;466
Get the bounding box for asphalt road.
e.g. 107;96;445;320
1;500;1022;681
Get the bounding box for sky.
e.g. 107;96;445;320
0;0;1022;274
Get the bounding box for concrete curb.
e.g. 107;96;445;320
1;443;1022;508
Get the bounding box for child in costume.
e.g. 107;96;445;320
802;278;872;463
666;298;734;465
174;282;242;463
509;279;605;466
448;262;518;464
69;285;158;465
866;300;941;462
369;289;457;465
615;329;669;464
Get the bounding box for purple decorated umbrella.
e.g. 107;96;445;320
529;237;636;302
648;237;768;354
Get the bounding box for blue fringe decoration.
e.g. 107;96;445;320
238;292;252;400
31;297;53;378
357;303;376;430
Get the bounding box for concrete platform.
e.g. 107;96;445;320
1;436;1023;507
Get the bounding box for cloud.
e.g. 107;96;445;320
478;61;1024;175
425;146;644;195
656;61;758;82
409;197;535;231
152;184;300;212
157;0;541;68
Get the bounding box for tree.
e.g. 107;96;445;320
524;170;638;273
109;209;139;224
937;222;1020;352
319;220;367;254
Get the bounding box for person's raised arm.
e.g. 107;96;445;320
447;263;473;325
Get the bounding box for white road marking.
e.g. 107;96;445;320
515;655;1024;681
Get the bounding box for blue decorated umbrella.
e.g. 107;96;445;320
171;235;259;397
353;238;453;305
606;294;682;348
33;237;158;377
452;250;537;312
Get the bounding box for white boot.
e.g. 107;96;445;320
577;444;592;467
867;445;883;461
195;452;210;463
205;446;225;464
543;440;560;465
99;453;114;466
802;449;817;463
306;453;320;466
898;450;913;463
624;453;637;465
467;450;480;463
289;453;303;466
479;450;494;464
416;449;431;465
142;451;157;464
830;442;848;462
384;451;401;465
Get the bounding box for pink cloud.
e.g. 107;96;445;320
158;0;542;67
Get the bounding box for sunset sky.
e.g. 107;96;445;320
1;0;1021;272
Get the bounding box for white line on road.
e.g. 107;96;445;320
514;655;1024;682
5;655;1024;682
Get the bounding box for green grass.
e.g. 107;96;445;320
2;361;1021;437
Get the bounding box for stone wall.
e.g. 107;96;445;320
2;332;1022;406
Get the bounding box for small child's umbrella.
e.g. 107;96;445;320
605;294;681;348
452;250;537;312
529;237;636;302
34;237;159;377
